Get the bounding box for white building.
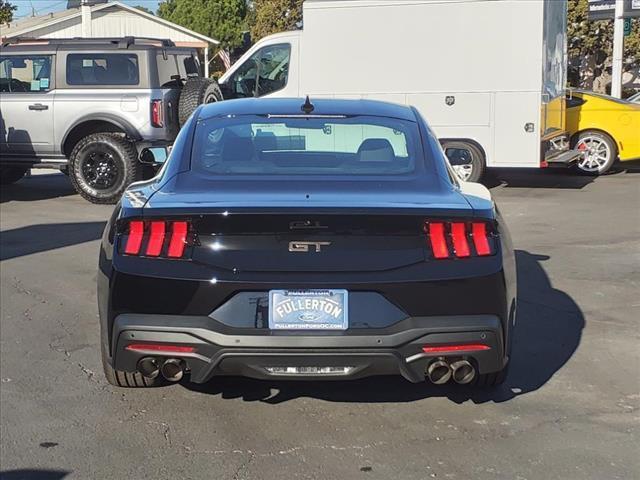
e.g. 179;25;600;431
0;0;219;76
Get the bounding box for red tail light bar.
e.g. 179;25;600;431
125;343;195;353
121;220;191;259
422;343;491;354
425;220;495;259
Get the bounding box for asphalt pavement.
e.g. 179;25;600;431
0;167;638;480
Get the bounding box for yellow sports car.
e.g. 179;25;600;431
566;91;640;174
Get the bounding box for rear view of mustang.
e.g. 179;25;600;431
98;98;516;389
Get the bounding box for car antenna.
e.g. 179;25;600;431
301;96;315;114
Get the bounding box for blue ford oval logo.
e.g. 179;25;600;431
299;312;320;322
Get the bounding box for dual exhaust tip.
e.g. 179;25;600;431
138;357;184;382
426;359;475;385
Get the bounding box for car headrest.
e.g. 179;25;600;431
357;138;395;162
222;136;255;162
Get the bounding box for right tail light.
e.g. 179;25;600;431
425;220;496;259
121;220;191;259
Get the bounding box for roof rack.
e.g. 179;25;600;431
2;36;176;49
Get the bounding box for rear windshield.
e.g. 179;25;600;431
157;53;200;87
192;115;424;176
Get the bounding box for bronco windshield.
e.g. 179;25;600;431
191;115;426;176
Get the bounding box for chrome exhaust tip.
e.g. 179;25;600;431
137;357;160;379
450;360;476;384
160;358;184;382
426;359;452;385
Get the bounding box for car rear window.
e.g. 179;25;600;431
192;115;425;176
157;53;200;87
66;53;139;85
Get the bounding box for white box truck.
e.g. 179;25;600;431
218;0;579;182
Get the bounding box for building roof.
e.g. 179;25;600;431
0;1;219;45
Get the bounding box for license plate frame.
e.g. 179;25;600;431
268;289;348;331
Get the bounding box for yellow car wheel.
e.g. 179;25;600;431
575;131;617;175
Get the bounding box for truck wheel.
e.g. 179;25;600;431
69;133;139;204
178;77;222;126
574;130;617;175
441;141;485;182
0;166;29;185
101;341;164;388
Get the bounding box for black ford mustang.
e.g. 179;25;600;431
98;98;516;388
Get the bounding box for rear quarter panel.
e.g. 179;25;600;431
567;95;640;161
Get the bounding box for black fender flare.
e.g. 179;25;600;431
60;114;142;153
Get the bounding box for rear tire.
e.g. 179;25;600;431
69;133;139;204
178;77;222;126
441;140;486;183
101;341;165;388
574;130;617;175
0;166;29;185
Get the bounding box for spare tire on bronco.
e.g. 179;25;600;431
178;77;223;126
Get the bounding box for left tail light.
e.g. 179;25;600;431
121;220;191;259
151;100;163;128
424;220;496;259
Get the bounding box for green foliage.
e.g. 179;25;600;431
0;0;17;24
157;0;248;49
568;0;640;88
250;0;303;41
133;5;154;16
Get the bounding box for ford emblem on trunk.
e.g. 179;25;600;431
289;241;332;253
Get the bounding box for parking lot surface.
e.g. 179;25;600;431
1;168;638;480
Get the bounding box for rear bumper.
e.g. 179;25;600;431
110;313;507;383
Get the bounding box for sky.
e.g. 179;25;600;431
11;0;162;20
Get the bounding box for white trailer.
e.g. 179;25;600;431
219;0;578;181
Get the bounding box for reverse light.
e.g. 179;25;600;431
122;220;191;259
125;343;195;354
422;344;491;354
151;100;163;128
425;220;495;259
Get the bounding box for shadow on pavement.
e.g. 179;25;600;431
0;222;106;261
184;250;584;404
615;160;640;173
0;470;70;480
483;168;597;190
485;160;640;189
0;173;76;203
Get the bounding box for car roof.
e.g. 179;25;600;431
1;37;195;54
198;98;418;122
